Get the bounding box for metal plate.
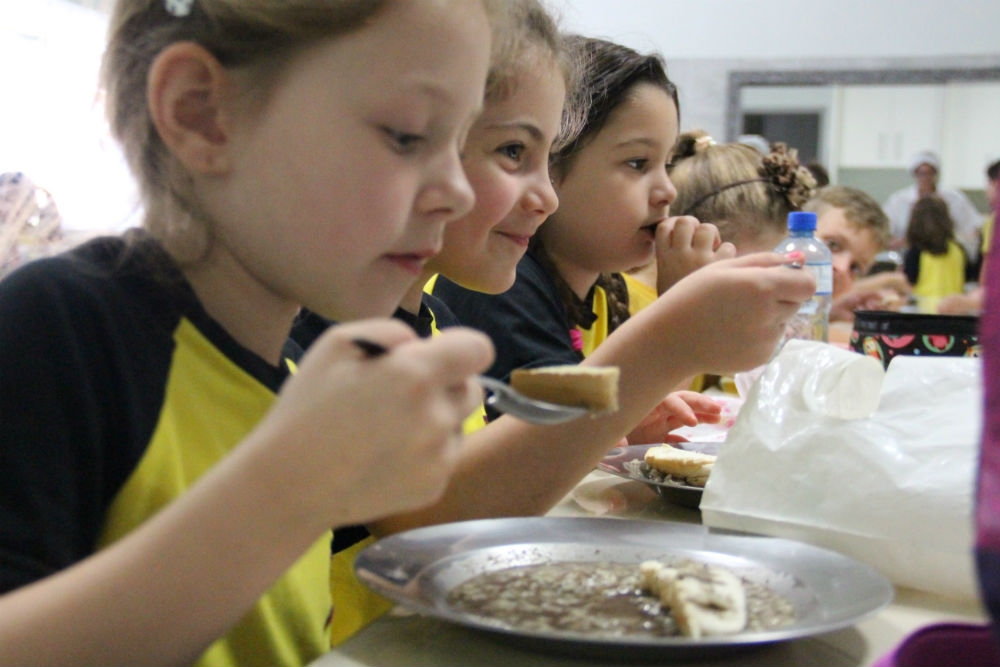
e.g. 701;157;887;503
354;517;893;660
599;443;721;509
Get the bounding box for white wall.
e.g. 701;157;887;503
4;0;999;231
1;0;141;233
552;0;1000;194
551;0;1000;60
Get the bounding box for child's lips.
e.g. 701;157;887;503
497;231;531;248
640;219;665;235
384;248;438;275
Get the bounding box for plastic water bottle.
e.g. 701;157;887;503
774;211;833;343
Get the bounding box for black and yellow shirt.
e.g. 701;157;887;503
290;291;486;646
0;233;331;667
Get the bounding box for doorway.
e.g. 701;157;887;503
742;112;821;164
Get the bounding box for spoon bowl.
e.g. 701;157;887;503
351;338;589;425
475;375;589;425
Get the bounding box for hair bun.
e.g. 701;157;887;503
760;143;816;210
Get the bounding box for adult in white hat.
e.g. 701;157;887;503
882;150;983;262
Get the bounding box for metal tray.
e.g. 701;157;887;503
354;517;893;660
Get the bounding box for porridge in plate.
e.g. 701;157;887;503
446;557;795;639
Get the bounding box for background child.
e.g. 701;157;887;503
937;158;998;315
668;130;815;255
804;185;910;328
904;194;969;306
0;1;494;665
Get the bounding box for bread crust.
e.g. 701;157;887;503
509;365;619;413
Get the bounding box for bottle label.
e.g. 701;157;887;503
807;262;833;296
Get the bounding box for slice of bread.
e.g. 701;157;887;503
644;445;716;479
509;365;619;414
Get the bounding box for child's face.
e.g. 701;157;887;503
816;206;882;297
427;59;565;293
209;0;490;321
543;84;678;280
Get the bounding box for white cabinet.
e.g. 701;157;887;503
837;84;945;168
941;82;1000;189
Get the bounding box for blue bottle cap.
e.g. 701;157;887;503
787;211;817;231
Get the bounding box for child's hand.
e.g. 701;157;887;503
830;272;911;321
662;252;816;375
654;216;736;294
256;319;494;528
626;391;722;445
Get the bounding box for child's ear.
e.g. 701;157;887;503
147;42;233;174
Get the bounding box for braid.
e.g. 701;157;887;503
597;272;631;333
530;241;591;328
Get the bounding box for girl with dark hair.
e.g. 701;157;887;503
432;37;767;444
904;194;968;303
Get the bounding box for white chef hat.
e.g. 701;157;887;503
737;134;771;155
909;150;940;174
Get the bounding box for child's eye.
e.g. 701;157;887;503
382;127;424;153
498;143;525;162
626;158;648;171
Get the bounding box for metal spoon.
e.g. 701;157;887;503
351;338;589;426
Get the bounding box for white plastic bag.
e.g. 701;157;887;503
701;340;982;599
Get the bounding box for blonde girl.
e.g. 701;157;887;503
668;130;816;255
0;1;494;665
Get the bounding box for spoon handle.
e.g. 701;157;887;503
352;338;389;358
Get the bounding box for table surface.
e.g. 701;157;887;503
309;470;988;667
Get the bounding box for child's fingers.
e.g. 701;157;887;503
715;241;737;260
715;252;817;302
720;250;798;269
690;221;723;251
658;216;699;248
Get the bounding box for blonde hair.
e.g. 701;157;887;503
803;185;891;250
669;130;816;248
101;0;507;262
484;0;580;152
100;1;396;262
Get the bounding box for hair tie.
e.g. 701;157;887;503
694;135;716;148
165;0;194;17
681;177;768;216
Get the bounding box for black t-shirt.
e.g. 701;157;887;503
431;249;583;385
